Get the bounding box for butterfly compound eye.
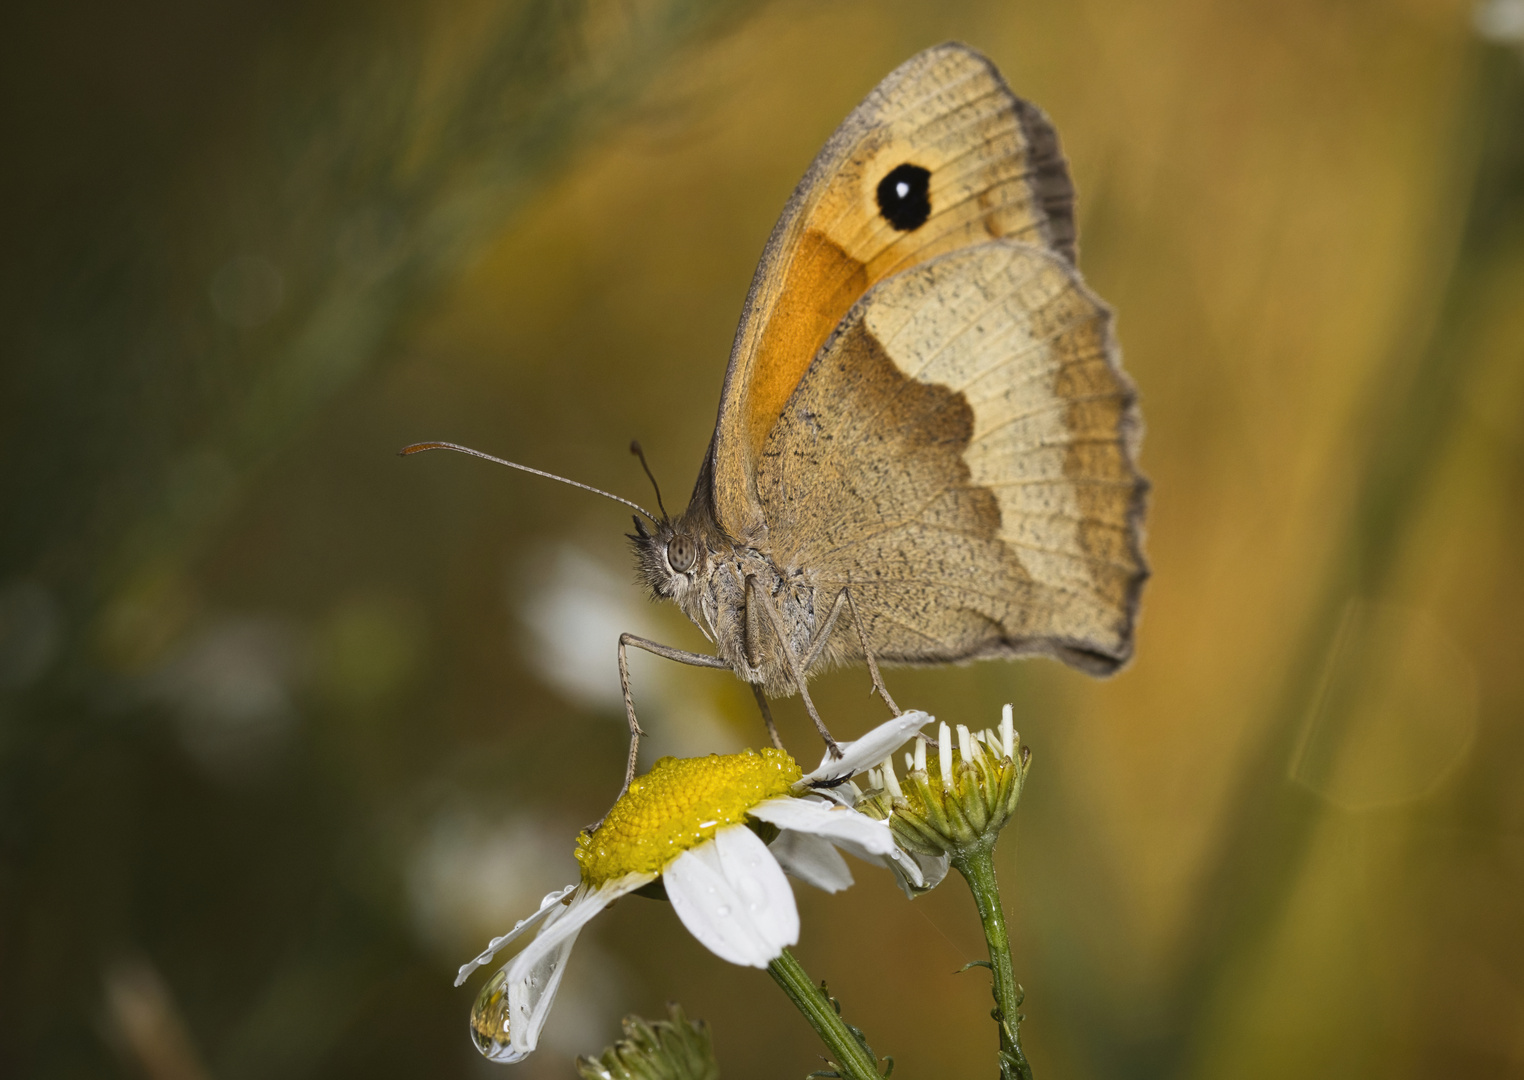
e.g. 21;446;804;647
875;163;932;231
666;535;697;574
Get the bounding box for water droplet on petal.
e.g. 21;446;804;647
470;969;517;1062
715;904;731;917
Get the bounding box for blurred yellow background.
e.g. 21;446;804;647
3;0;1522;1077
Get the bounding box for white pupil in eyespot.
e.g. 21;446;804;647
895;181;911;198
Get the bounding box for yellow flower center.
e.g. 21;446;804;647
575;748;801;885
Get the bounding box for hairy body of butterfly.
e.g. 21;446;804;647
628;510;873;764
632;516;845;700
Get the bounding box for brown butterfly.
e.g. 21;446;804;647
408;42;1148;791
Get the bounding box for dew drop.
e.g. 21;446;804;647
716;904;732;917
469;969;517;1062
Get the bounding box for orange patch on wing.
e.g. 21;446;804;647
743;230;867;458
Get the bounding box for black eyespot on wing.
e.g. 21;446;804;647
875;163;932;231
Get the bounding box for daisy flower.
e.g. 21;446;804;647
457;710;934;1063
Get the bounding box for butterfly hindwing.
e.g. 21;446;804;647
754;240;1146;672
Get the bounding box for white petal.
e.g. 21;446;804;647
665;824;798;967
799;711;934;785
750;796;899;860
769;830;854;893
752;796;929;889
456;884;576;986
489;874;652;1061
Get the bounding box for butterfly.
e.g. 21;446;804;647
408;42;1148;791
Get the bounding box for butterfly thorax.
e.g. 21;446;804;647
630;514;829;697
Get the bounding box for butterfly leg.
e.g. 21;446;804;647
614;633;730;799
744;576;842;759
843;589;900;716
749;683;786;751
798;588;848;672
798;588;900;716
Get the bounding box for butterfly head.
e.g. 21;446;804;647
629;515;709;601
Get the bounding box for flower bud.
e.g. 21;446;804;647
874;705;1031;859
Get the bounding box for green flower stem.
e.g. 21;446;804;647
767;948;882;1080
953;844;1034;1080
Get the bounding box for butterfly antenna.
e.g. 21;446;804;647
400;441;659;524
628;440;670;522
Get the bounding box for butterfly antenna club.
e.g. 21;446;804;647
399;441;658;524
628;440;670;522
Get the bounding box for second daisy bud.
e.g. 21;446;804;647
867;704;1032;859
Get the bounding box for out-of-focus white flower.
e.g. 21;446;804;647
518;545;739;758
407;810;575;958
456;711;934;1064
144;615;303;781
1476;0;1524;48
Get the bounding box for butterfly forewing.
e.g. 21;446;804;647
708;43;1078;539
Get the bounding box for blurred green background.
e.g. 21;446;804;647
4;0;1523;1077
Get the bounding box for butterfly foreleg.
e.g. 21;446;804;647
615;633;730;798
797;587;900;715
742;575;842;759
749;683;785;751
